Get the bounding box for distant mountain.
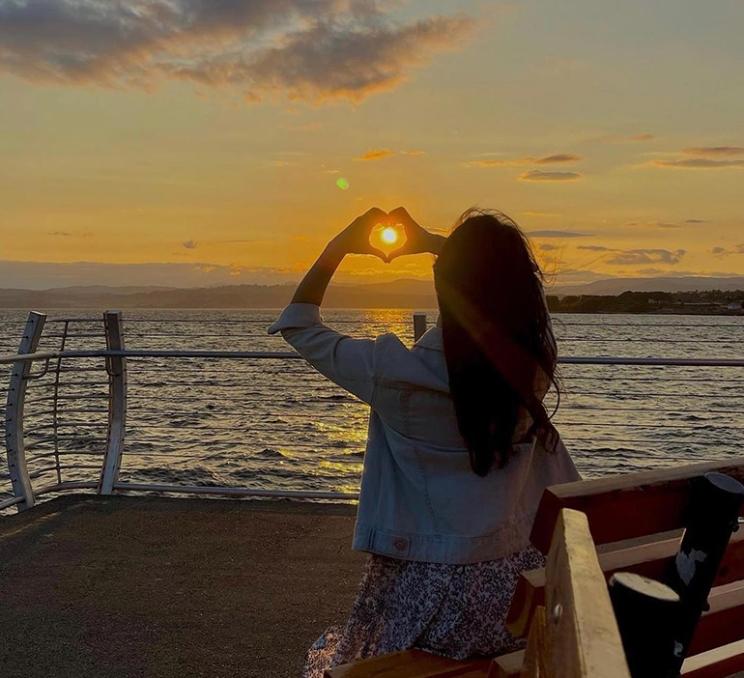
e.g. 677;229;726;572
0;276;743;309
0;280;438;310
552;276;744;296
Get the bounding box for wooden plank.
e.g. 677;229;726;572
688;579;744;656
506;569;547;639
507;531;744;640
521;606;547;677
325;650;490;678
541;509;630;677
488;650;524;678
530;458;744;554
681;639;744;678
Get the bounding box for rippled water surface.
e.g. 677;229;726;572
1;309;743;504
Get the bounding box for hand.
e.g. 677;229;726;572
328;207;389;263
386;207;444;262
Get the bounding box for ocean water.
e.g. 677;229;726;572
1;309;743;503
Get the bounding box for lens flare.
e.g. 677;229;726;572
381;227;398;244
336;177;350;190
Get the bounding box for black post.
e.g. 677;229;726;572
609;571;680;678
666;472;744;672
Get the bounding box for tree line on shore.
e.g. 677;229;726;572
547;290;744;314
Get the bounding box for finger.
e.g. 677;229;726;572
386;245;409;262
361;207;387;234
364;207;387;223
369;247;389;263
389;206;414;225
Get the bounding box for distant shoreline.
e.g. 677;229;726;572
0;307;742;317
0;284;742;315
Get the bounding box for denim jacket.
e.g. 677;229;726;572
269;303;580;564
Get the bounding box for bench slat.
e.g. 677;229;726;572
681;639;744;678
530;458;744;554
688;580;744;656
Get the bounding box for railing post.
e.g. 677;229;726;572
413;312;427;342
5;311;46;511
99;311;127;495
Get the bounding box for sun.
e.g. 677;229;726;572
381;227;399;245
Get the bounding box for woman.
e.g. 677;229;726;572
268;207;579;676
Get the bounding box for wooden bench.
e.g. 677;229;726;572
328;457;744;677
329;508;631;677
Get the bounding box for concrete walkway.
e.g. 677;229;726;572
0;495;364;678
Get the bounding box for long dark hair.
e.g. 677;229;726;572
434;209;559;476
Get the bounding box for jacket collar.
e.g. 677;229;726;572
414;326;444;352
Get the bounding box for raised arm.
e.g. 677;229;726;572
271;206;443;406
292;207;388;306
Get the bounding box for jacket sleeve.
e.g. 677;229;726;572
268;303;380;405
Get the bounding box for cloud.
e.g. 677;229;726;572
534;154;582;164
578;245;687;265
629;133;654;142
355;147;425;161
712;244;744;257
0;1;475;103
683;146;744;156
652;145;744;169
527;230;593;238
467;158;513;167
467;153;581;168
47;230;93;237
356;148;396;161
625;219;707;229
182;239;198;249
578;245;611;252
653;158;744;169
519;170;582;182
607;249;687;265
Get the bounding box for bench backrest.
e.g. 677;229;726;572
530;457;744;553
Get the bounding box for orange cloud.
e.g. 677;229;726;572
519;170;582;182
356;149;397;161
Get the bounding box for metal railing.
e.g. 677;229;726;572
1;310;743;513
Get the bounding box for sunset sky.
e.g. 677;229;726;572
1;0;743;289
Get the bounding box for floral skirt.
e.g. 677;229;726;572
301;546;545;678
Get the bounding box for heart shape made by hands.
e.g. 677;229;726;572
369;220;407;256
